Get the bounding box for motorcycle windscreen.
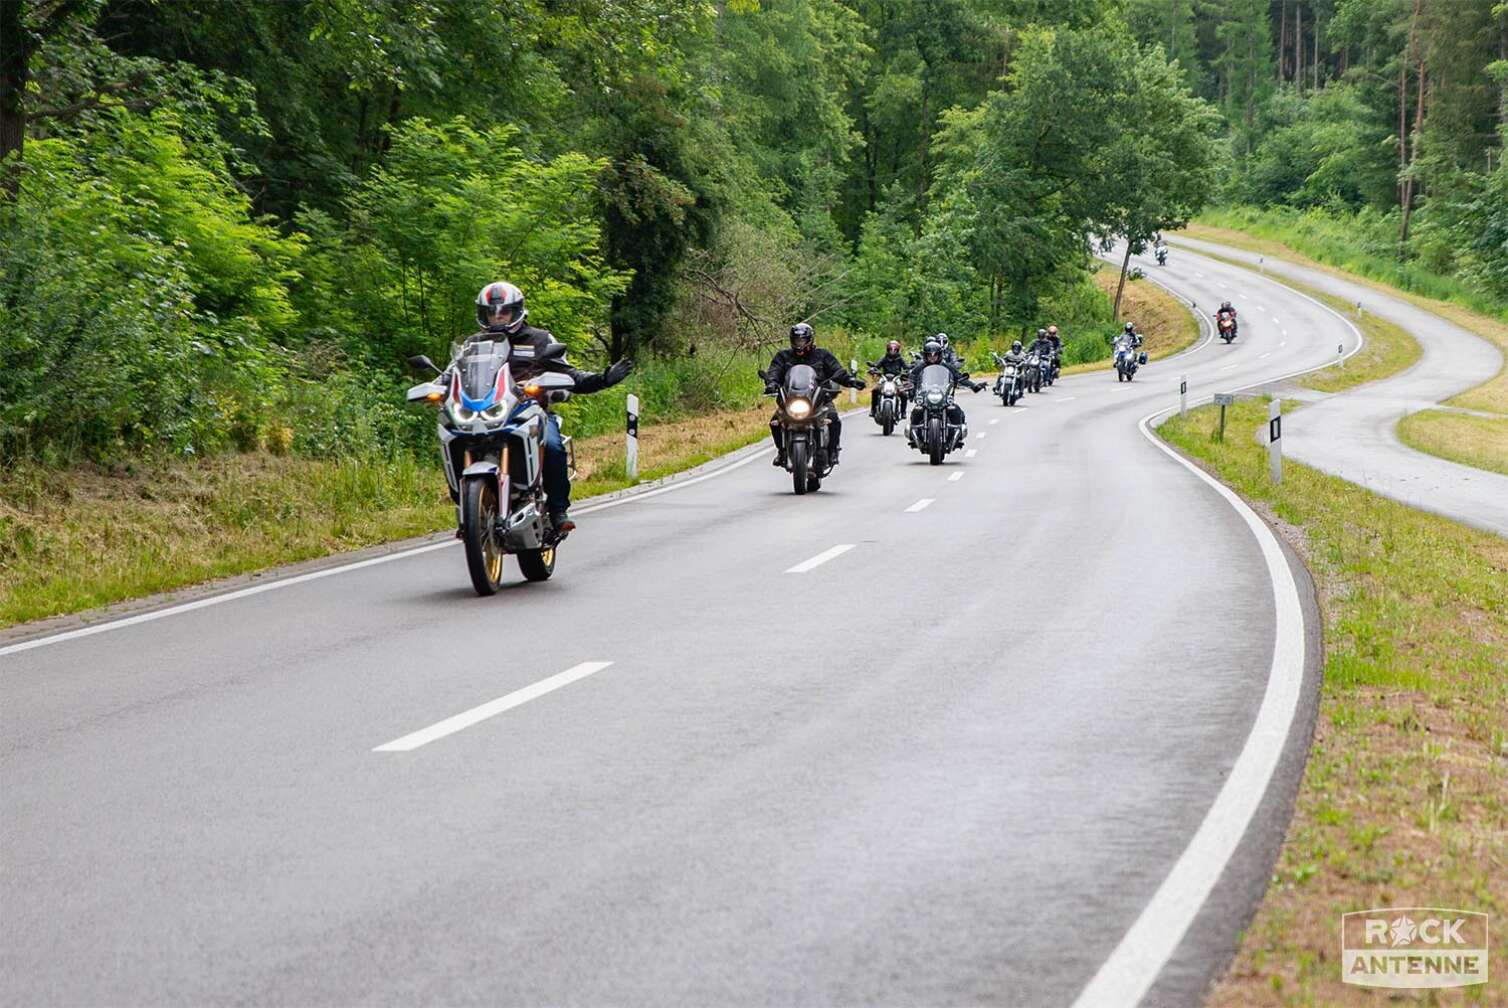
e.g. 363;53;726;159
918;364;953;392
454;340;511;402
783;363;820;397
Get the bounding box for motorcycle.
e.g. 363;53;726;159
1042;348;1060;385
764;364;838;495
406;339;574;596
1155;245;1168;266
1024;351;1043;393
1216;310;1238;343
1113;335;1147;382
991;353;1024;406
908;364;973;465
868;368;908;436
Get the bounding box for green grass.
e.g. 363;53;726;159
1397;410;1508;478
1160;401;1508;1007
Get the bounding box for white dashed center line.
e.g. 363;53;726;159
905;498;935;513
948;472;964;482
785;544;856;574
965;449;978;459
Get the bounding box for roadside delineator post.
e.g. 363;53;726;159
1213;392;1234;442
1268;398;1283;485
1355;301;1363;320
1180;375;1188;418
1338;342;1345;368
1259;256;1265;275
626;393;639;481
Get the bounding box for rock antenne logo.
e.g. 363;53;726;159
1341;908;1488;989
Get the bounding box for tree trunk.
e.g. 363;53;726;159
1295;2;1304;94
1278;0;1288;82
1313;14;1320;90
1398;0;1423;253
1;0;31;198
1112;240;1133;322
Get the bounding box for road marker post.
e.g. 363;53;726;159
1180;375;1188;418
1268;398;1283;485
1259;256;1264;275
1355;301;1363;320
625;393;640;481
1338;342;1345;368
1213;392;1235;442
850;358;859;404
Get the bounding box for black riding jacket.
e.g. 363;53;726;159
766;347;861;390
909;358;974;388
868;353;908;377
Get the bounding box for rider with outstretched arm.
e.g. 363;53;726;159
764;322;865;466
442;281;632;533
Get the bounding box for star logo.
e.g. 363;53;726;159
1390;916;1418;947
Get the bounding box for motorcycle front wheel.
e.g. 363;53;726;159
928;418;944;465
462;476;505;596
790;439;810;495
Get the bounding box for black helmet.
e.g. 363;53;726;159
790;322;814;355
1011;340;1023;352
476;281;527;334
1221;300;1232;310
922;339;942;363
1124;322;1136;333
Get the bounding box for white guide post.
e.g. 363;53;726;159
625;393;639;481
1180;375;1188;418
1268;398;1283;485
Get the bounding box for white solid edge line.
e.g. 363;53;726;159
1070;406;1306;1008
0;541;454;658
904;498;934;513
947;472;964;482
784;543;855;574
374;661;614;752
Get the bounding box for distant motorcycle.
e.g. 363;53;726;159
1024;351;1043;393
991;353;1024;406
868;368;908;436
1216;309;1238;343
1155;245;1168;266
406;339;574;596
908;364;975;465
1114;335;1147;382
764;364;838;495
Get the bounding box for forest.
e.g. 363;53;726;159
2;0;1505;463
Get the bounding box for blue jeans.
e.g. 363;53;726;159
543;413;570;515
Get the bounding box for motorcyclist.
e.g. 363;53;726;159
1045;324;1062;355
908;339;984;443
867;340;909;417
764;322;865;466
934;332;961;367
1002;339;1027;366
1115;321;1144;349
456;281;633;534
1216;300;1238;336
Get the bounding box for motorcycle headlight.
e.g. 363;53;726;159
926;390;944;405
1005;366;1016;376
483;402;507;420
448;402;475;424
786;397;812;420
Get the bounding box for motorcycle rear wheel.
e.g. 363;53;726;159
517;544;556;582
462;477;505;596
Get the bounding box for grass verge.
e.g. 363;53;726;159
1059;265;1201;375
1187;220;1508;414
0;403;791;630
1159;400;1508;1007
1397;410;1508;479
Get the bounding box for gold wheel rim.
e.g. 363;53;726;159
482;485;502;583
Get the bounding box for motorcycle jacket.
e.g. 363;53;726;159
868;353;908;377
1030;338;1055;359
766;347;861;391
909;358;977;388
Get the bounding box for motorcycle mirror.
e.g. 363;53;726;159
757;369;768;381
407;354;440;375
540;342;569;361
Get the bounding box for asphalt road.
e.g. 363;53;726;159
1166;235;1508;537
2;264;1333;1006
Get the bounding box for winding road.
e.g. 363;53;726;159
1;236;1423;1007
1165;235;1508;537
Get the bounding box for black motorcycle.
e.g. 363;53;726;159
991;353;1024;406
1024;351;1043;393
764;364;838;495
908;364;975;465
868;367;908;436
1216;309;1238;343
